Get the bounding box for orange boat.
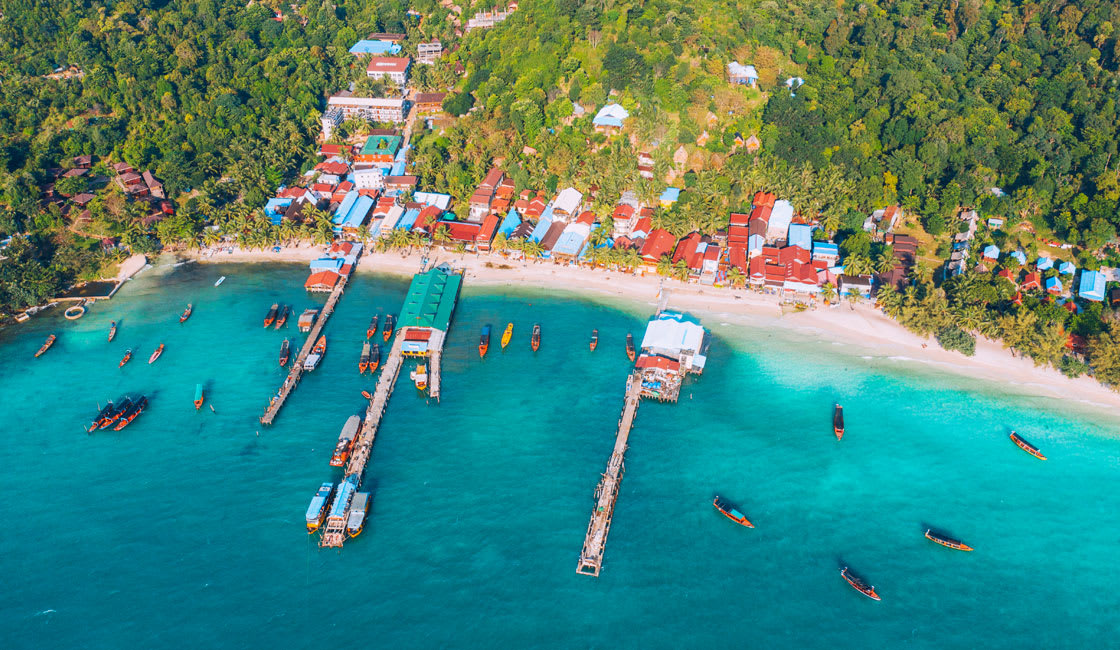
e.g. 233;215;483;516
273;304;290;329
590;329;598;351
368;343;380;373
840;567;880;601
833;404;844;440
194;384;204;410
1010;431;1046;460
479;325;491;358
119;349;133;368
531;324;541;351
359;341;371;374
108;321;117;342
113;395;148;431
35;334;57;358
263;303;278;328
330;416;361;467
712;495;754;528
925;529;973;551
366;314;379;339
625;333;635;361
179;304;192;323
382;315;395;342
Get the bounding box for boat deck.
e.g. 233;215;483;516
577;373;643;577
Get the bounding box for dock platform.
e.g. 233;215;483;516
577;373;643;577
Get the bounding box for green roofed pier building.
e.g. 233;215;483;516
395;264;463;401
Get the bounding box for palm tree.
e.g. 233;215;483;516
523;240;544;260
874;247;897;274
846;287;863;309
656;254;673;277
433;224;451;248
491;232;508;255
356;224;371;249
672;258;690;282
727;266;745;288
820;281;837;305
844;254;874;277
622;248;642;273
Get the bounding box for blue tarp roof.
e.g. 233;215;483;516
397;208;421;230
982;244;1000;259
529;212;554;243
310;258;344;271
1036;257;1054;270
1010;250;1027;264
329;475;359;519
1079;270;1106;301
660;187;681;203
498;209;521;236
1059;261;1076;274
265;198;292;225
788;224;813;251
334;194;374;230
552;231;587;257
349;40;402;55
390;159;407;176
592;103;629;127
813;241;839;256
334;191;358;221
1045;277;1062;291
748;234;765;252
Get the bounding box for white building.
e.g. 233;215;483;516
552;187;583;218
326;94;407;123
417;41;442;65
365;57;411;87
765;199;794;241
320;107;343;140
639;311;708;373
353;168;385;191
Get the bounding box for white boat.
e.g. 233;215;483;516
214;276;226;287
346;492;371;537
303;352;323;370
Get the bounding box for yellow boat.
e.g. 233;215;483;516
500;323;513;349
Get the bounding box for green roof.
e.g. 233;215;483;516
398;266;462;331
360;135;402;157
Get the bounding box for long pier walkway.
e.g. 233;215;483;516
427;330;444;402
260;274;350;425
320;336;405;548
577;372;643;577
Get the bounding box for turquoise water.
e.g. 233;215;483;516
2;261;1119;649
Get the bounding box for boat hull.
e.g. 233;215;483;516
1010;432;1046;460
500;324;513;349
713;497;754;528
841;568;880;601
925;530;973;551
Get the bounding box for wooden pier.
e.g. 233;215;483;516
259;273;350;425
321;336;405;548
427;330;444;402
577;373;643;577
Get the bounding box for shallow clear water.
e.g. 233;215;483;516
2;261;1118;649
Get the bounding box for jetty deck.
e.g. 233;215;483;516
321;336;405;548
260;271;350;425
427;330;444;401
577;372;643;577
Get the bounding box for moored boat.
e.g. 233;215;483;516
273;304;290;329
382;314;395;342
925;529;973;551
88;402;116;433
99;397;132;429
303;335;327;370
330;415;362;467
279;339;290;367
113;395;148;431
479;324;491;358
590;329;598;351
346;492;371;537
626;333;636;361
500;322;513;349
305;482;335;533
359;341;371;374
1009;431;1046;460
369;343;381;373
119;349;133;368
263;303;279;328
194;384;204;410
35;334;57;358
713;495;754;528
840;567;880;601
179;303;192;323
298;308;318;332
214;276;226;287
531;323;541;352
148;343;165;364
108;321;117;342
366;315;379;339
833;404;845;441
411;363;428;390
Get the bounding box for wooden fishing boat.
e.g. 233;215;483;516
148;343;165;364
263;303;279;328
382;314;395;342
531;323;541;352
369;343;380;373
88;402;116;433
119;349;133;368
500;322;513;349
410;363;428;390
273;304;290;329
179;304;192;323
590;329;598;351
713;495;754;528
366;315;379;339
194;384;204;410
833;404;845;441
331;416;361;467
1009;431;1047;460
113;396;148;431
479;324;491;358
303;335;327;370
359;341;371;373
34;334;57;358
625;333;636;361
108;321;117;342
278;339;290;367
925;529;973;551
840;567;880;601
98;397;132;430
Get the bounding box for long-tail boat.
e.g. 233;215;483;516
263;303;279;328
382;314;395;342
35;334;57;358
713;495;754;528
410;363;428;390
98;397;132;430
359;341;371;373
625;333;636;361
148;343;165;364
119;349;133;368
925;529;973;551
113;396;148;431
833;404;845;441
274;304;290;329
590;329;598;351
500;323;513;349
279;339;290;367
194;384;204;410
369;343;380;373
840;567;880;601
108;321;117;342
305;482;335;533
179;304;192;323
88;402;116;433
1009;431;1047;460
303;335;326;370
531;324;541;352
479;325;491;358
366;315;379;339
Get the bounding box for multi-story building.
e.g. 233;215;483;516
320;107;343;140
417;41;442;65
366;57;411;86
326;94;407;123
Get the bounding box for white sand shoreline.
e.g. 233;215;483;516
181;245;1120;419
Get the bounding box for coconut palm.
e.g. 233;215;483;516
656;254;673;277
727;266;745;288
522;240;544;260
844;254;874;277
491;232;508;255
672;258;690;282
874;247;897;274
846;287;863;309
432;224;451;247
820;281;837;305
622;248;642;272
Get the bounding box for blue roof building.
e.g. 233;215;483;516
812;241;840;261
982;244;1000;260
396;207;421;230
332;194;374;233
747;234;765;256
660;187;681;206
265;198;293;225
1078;270;1106;301
1059;261;1076;275
592;103;629;129
349;40;402;56
1045;277;1063;294
787;224;814;251
529;206;555;243
1036;257;1053;271
1010;250;1027;265
498;209;521;237
553;231;588;258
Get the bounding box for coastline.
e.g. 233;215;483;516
181;245;1120;417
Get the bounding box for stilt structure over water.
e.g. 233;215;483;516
577;310;709;576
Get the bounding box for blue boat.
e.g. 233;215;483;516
305;482;335;533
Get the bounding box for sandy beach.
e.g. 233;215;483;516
183;244;1120;417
